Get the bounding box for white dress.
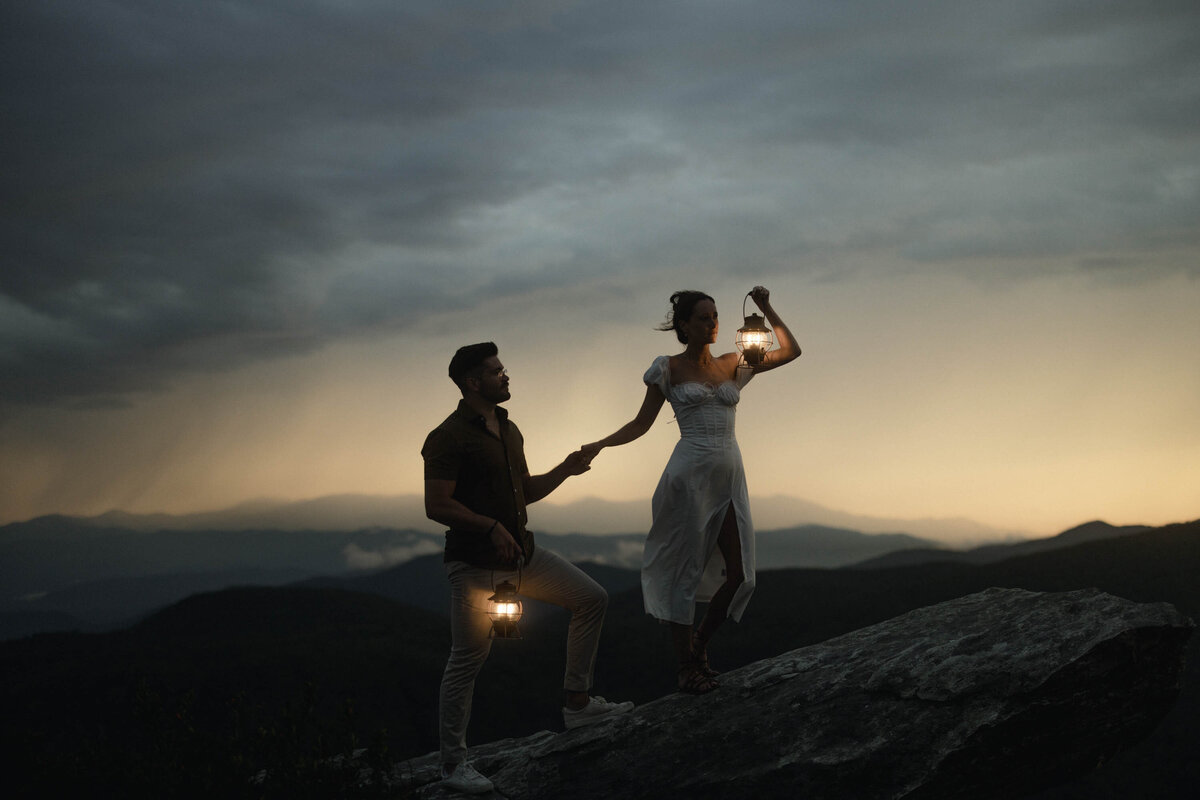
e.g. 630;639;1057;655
641;355;756;625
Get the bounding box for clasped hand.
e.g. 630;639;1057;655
563;448;594;475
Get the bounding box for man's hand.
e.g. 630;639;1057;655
489;522;523;565
563;448;594;475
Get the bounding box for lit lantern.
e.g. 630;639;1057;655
735;294;774;366
487;579;523;639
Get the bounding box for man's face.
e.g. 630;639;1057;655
470;356;511;403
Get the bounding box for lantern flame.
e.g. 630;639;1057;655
735;308;774;366
487;579;523;639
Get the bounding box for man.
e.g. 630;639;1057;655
422;342;633;794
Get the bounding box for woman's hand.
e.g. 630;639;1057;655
745;284;802;370
580;442;603;461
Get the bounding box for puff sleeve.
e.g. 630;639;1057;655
643;355;671;396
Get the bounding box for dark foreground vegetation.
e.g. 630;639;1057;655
2;520;1196;798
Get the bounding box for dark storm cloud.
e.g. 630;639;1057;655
3;0;1198;407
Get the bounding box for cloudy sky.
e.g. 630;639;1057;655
3;0;1198;538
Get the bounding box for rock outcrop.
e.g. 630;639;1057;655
392;588;1192;799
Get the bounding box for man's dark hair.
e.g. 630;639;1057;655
448;342;499;387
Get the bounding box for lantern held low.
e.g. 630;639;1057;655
487;579;523;639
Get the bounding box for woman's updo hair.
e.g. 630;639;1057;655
657;290;715;344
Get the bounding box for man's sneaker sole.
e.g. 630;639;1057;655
562;699;634;729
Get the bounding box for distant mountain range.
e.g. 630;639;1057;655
851;520;1154;569
0;517;936;637
46;492;1034;544
0;501;1163;642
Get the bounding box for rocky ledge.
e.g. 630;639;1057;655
391;587;1192;799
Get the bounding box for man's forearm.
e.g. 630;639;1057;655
524;462;573;504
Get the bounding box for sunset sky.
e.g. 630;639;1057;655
3;1;1198;539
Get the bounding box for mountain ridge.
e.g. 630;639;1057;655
3;492;1035;544
0;512;1169;641
851;520;1154;569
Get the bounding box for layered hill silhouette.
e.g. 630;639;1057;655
0;509;1133;641
19;492;1029;541
0;520;941;639
2;518;1197;796
850;520;1152;569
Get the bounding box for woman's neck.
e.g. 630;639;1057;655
681;344;713;365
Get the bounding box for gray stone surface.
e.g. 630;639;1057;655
388;587;1192;800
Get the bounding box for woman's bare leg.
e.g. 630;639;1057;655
695;504;745;658
672;620;717;693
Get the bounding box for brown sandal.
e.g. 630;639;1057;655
691;632;720;679
677;662;719;695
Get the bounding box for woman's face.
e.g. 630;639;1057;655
683;299;719;345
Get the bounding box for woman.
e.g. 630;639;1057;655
582;286;801;694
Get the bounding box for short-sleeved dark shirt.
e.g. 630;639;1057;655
421;400;534;568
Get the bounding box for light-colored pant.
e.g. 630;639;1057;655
439;546;608;765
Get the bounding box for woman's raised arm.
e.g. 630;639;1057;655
747;286;801;373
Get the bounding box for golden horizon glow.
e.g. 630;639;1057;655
3;272;1197;540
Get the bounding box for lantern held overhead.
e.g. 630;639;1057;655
735;294;774;366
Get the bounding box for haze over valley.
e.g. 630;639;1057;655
0;491;1170;642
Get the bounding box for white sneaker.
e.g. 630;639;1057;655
562;695;635;730
440;761;494;794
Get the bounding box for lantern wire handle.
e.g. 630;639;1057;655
740;293;751;369
491;560;523;595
